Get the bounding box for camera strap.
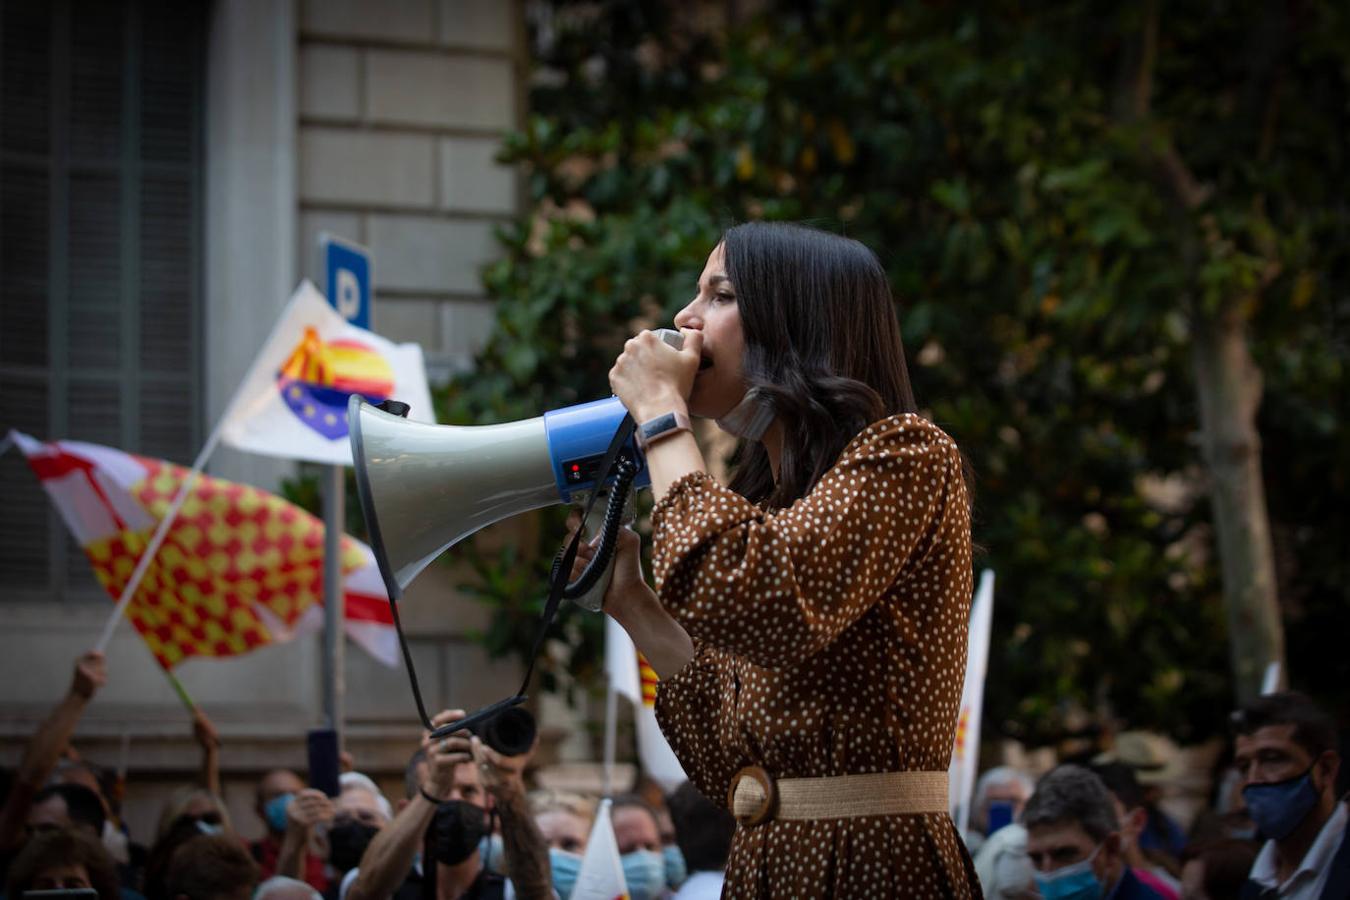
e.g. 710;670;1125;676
410;413;637;741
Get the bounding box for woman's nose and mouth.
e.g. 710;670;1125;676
671;317;712;370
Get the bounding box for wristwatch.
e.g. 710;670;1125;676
636;410;692;450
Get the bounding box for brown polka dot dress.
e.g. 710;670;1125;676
650;413;979;898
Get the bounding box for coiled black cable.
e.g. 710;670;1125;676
554;454;639;601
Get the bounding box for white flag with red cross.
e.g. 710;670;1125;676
9;430;398;669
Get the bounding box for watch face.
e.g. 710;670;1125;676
645;413;677;438
640;412;686;449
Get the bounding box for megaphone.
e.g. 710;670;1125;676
350;392;645;610
349;328;684;611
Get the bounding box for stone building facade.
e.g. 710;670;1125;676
0;0;533;844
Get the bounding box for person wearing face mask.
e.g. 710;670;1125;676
1024;765;1166;900
967;767;1036;856
578;222;978;897
327;776;394;887
609;797;669;900
1231;691;1348;900
528;790;594;899
250;769;330;891
649;799;686;894
342;709;552;900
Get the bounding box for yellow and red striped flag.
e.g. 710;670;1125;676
10;431;397;670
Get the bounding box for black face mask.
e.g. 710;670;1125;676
428;800;488;867
329;820;381;873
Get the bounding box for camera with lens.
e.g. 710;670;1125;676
467;705;536;757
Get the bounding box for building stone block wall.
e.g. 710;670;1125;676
296;0;519;381
292;0;534;773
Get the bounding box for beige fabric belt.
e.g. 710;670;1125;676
728;766;949;826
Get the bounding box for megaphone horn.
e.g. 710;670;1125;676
349;392;648;602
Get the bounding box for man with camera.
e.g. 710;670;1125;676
343;709;551;900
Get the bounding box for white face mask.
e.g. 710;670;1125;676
102;820;130;864
715;388;774;440
1034;844;1104;900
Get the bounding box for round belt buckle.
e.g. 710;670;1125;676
728;765;778;826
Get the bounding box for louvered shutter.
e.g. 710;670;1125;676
0;0;204;602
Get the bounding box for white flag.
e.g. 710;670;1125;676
1260;660;1282;695
221;281;434;465
949;569;995;835
605;616;687;792
571;798;629;900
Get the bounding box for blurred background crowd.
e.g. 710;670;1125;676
1;650;1343;898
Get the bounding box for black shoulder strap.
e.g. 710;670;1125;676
1320;804;1350;900
421;414;636;741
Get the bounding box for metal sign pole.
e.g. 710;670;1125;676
318;231;370;745
323;464;345;738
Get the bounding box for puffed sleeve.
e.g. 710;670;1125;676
653;642;750;804
649;414;965;669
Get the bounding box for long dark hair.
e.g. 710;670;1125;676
722;222;918;508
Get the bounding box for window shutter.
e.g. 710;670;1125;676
0;0;204;602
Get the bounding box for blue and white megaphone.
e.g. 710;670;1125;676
348;329;686;612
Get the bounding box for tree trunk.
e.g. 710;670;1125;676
1191;300;1285;702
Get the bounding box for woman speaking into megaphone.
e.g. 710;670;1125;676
573;222;979;898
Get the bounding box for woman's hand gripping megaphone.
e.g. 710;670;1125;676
561;323;685;612
566;515;649;617
609;327;702;423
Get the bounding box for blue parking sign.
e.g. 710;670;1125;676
321;234;372;329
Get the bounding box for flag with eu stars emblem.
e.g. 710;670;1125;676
221;281;434;465
8;431;399;670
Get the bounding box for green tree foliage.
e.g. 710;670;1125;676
444;1;1348;742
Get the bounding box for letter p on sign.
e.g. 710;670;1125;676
335;267;360;320
321;234;372;329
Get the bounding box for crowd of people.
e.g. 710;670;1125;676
0;651;737;900
966;692;1347;899
0;649;1343;899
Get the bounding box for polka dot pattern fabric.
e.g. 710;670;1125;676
651;414;979;898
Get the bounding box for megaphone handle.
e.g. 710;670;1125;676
571;549;616;613
570;490;635;612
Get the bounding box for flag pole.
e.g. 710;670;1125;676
602;676;618;799
165;670;197;712
322;463;345;744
